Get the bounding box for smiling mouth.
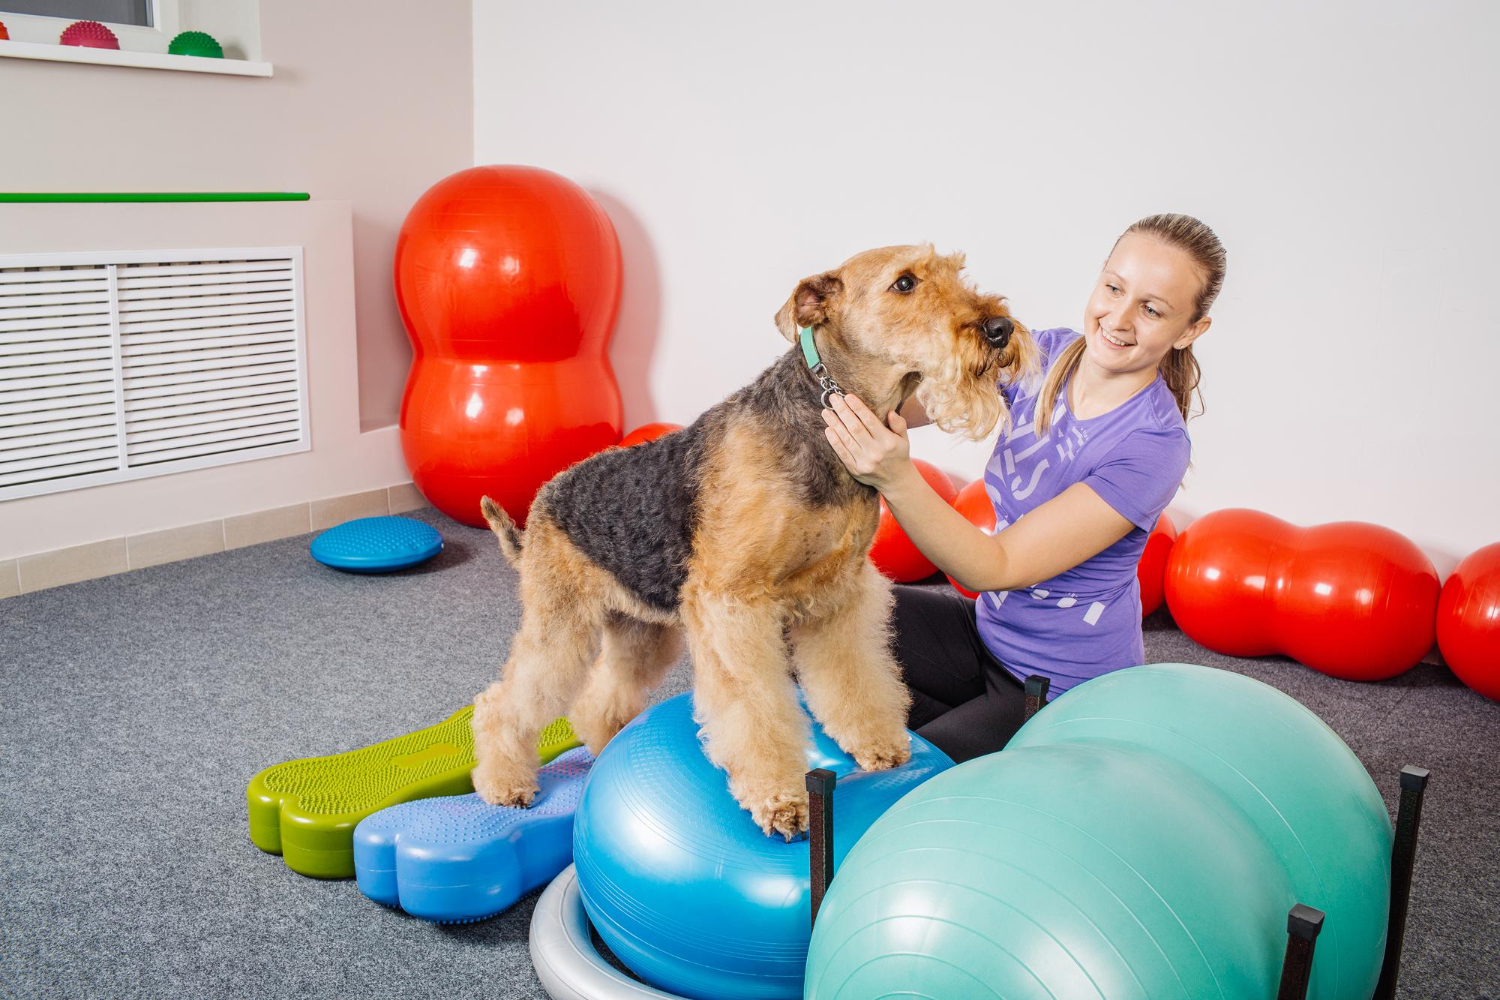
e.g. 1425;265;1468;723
1098;326;1133;348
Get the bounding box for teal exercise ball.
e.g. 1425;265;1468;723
804;663;1392;1000
1008;663;1392;999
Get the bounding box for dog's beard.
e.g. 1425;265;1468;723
913;338;1008;440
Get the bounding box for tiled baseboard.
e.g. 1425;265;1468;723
0;483;430;599
0;493;1454;673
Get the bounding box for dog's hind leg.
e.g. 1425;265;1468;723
791;561;913;772
682;593;811;840
569;613;683;756
471;520;605;808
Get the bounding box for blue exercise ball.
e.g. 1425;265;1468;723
805;663;1392;1000
573;690;953;1000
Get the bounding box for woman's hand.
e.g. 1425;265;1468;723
822;393;913;490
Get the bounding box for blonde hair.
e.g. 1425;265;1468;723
1036;214;1226;434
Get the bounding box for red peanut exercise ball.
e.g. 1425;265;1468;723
1437;542;1500;701
620;422;683;447
1165;508;1440;681
1138;513;1178;618
869;459;958;582
395;166;623;527
946;477;998;598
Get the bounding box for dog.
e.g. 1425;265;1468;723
471;244;1036;839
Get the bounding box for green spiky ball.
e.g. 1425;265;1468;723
168;30;223;58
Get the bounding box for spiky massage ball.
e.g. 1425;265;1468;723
59;20;120;49
167;30;223;58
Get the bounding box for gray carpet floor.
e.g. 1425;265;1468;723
1;507;1496;999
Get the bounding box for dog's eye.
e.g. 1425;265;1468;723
890;274;918;294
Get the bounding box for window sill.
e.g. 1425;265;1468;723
0;39;271;77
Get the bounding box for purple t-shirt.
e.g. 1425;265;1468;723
975;328;1190;694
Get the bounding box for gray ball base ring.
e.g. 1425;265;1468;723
529;864;691;1000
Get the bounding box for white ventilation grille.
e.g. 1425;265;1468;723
0;248;309;501
0;264;117;491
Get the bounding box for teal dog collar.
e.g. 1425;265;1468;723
799;326;845;408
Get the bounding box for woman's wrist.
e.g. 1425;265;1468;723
875;457;924;499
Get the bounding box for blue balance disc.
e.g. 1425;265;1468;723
310;516;443;573
354;747;594;923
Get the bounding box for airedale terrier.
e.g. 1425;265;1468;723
472;245;1036;838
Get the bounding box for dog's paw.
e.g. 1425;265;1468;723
749;789;810;841
852;735;912;772
471;759;539;809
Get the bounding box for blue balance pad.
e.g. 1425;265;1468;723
310;515;443;573
353;747;593;923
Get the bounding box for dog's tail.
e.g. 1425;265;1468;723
480;496;524;566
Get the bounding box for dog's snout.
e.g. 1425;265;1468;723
982;315;1013;349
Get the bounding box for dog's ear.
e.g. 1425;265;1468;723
773;271;844;342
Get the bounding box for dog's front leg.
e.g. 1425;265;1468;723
792;561;913;772
682;593;810;840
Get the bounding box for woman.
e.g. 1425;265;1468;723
822;214;1225;762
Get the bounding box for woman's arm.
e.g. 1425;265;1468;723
882;472;1132;593
823;393;1134;592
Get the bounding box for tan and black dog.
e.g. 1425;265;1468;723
473;245;1036;839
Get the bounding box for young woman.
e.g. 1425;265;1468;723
822;214;1226;762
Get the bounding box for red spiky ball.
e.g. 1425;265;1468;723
0;20;11;41
60;20;120;49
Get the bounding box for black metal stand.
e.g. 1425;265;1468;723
1023;674;1051;722
1274;763;1431;1000
1276;903;1325;1000
1374;765;1431;1000
806;768;836;929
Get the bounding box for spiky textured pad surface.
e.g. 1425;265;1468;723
309;516;443;573
247;710;578;878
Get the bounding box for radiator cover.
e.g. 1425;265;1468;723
0;248;310;500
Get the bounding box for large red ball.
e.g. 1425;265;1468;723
1165;509;1439;681
945;478;998;598
395;166;623;527
1137;513;1178;618
869;460;958;583
620;422;683;447
1437;542;1500;701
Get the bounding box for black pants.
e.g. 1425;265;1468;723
890;584;1027;763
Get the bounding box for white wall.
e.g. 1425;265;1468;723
473;0;1498;575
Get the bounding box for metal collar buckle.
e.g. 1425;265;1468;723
814;368;845;409
800;327;846;408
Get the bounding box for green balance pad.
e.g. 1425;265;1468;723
248;708;579;878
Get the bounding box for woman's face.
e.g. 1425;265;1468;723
1083;232;1211;377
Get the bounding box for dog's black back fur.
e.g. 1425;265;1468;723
541;417;709;611
539;348;874;612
